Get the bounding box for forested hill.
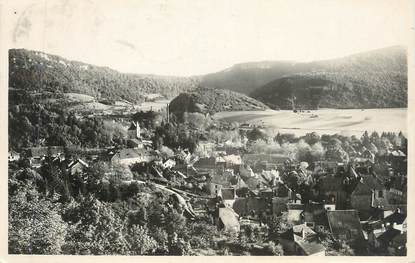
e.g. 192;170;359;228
9;46;407;109
201;46;407;109
169;87;269;117
9;49;199;103
251;46;407;109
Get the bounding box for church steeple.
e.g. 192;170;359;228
128;122;141;139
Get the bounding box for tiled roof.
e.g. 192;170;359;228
377;228;401;245
383;211;406;225
288;203;305;210
293;224;316;238
352;182;372;195
296;240;325;255
221;188;236;200
327;210;364;241
128;122;138;130
360;174;385;190
194;157;216;167
67;159;89;169
318;176;344;192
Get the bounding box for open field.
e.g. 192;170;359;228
214;108;407;136
136;99;170;112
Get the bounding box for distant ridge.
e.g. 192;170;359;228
9;46;407;109
201;46;407;109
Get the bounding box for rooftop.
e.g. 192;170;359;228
327;210;364;241
296;240;325;255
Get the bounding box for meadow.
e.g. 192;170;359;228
214;108;407;136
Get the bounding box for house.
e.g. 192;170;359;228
350;174;388;218
327;210;365;242
388;150;407;174
221;188;237;207
232;197;268;218
302;202;329;228
216;145;243;155
162;159;176;169
270;183;292;216
8;151;20;162
382;209;406;232
272;196;289;216
293;223;317;240
240;164;255;178
26;146;65;159
313;161;344;175
127;138;144;149
67;159;89;175
111;148;154;166
128;122;141;139
197;141;216;154
279;223;325;256
205;170;234;196
387;176;407;205
376;228;401;250
25;146;65;168
261;169;281;187
316;175;347;210
193;157;221;171
287;203;304;224
223;154;242;166
243;176;265;191
295;240;326;256
242;154;291;172
216;207;240;232
361;149;375;163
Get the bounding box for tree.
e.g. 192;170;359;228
8;182;68;254
62;195;129;255
126;225;158;255
247;128;267;141
304;132;320;145
275;133;296;144
267;214;292;239
310;142;325;160
295;140;312;163
159;145;174;159
263;241;284;255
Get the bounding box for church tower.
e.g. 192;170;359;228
128;122;141;139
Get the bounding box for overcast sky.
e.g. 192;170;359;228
5;0;413;76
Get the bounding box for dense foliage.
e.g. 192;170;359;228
9;49;199;103
9;90;126;151
169;86;269;117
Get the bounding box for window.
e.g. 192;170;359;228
378;190;383;198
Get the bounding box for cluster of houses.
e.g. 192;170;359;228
8;121;407;256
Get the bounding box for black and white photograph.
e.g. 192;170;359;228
2;0;412;258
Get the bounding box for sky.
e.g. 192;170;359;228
4;0;413;76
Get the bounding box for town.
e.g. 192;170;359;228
8;103;407;256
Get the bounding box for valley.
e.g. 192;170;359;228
214;108;407;136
